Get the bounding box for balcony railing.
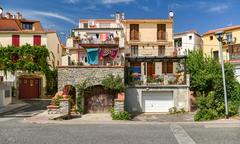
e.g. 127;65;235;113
127;73;187;86
74;37;119;45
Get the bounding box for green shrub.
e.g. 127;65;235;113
169;107;186;114
111;109;131;120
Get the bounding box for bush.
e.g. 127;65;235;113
169;107;186;114
111;109;131;120
187;50;240;121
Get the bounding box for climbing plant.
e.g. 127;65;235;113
0;44;57;95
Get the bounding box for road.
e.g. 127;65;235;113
0;118;239;144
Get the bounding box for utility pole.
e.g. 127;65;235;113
215;31;229;119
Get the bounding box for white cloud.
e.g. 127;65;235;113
207;4;229;13
102;0;135;4
31;11;75;24
64;0;80;4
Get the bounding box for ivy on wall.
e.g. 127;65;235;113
0;44;57;95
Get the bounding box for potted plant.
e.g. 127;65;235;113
168;77;175;85
156;75;164;84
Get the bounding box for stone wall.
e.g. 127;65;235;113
58;66;125;91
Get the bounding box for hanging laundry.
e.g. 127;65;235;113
100;33;107;41
87;48;98;65
99;48;104;60
103;48;111;57
110;48;118;59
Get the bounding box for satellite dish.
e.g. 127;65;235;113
0;7;3;15
169;11;174;18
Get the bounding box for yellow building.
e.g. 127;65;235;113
202;25;240;81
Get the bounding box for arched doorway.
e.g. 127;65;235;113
84;85;113;113
63;85;76;104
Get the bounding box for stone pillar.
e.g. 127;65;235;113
114;99;124;112
59;99;71;116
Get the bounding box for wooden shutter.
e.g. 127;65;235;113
12;35;20;47
157;24;166;40
134;24;139;40
167;61;173;73
158;45;165;56
33;35;41;46
147;62;155;76
130;24;139;40
130;24;135;40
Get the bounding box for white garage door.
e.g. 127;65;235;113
142;91;173;113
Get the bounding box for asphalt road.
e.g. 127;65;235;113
0;118;240;144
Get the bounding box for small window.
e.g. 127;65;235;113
158;45;165;56
226;33;233;43
131;45;138;56
57;44;60;54
57;60;60;66
210;36;213;40
213;50;219;59
83;23;88;28
189;36;192;40
0;76;3;82
22;22;33;30
5;90;11;98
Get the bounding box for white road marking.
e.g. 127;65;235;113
0;118;14;122
170;124;196;144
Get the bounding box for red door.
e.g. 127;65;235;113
12;35;20;47
19;78;40;99
33;35;41;46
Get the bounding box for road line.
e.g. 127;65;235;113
170;124;196;144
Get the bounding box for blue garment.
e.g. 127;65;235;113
87;48;98;65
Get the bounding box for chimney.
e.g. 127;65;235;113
121;12;125;20
5;12;11;19
16;12;22;19
0;7;3;18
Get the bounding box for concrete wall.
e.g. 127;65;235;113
47;32;62;67
58;66;125;91
0;82;12;106
125;86;190;114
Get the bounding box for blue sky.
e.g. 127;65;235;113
1;0;240;42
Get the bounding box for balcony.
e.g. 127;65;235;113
74;37;119;48
125;55;188;87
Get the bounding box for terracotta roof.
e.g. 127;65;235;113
0;18;45;32
203;25;240;36
174;29;201;37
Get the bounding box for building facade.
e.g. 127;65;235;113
202;25;240;81
174;30;202;55
0;11;62;99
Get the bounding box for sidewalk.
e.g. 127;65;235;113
24;111;240;125
0;103;29;116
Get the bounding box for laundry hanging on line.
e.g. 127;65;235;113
87;48;98;65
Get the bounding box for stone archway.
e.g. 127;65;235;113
63;85;76;104
84;85;113;113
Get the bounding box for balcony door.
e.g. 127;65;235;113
157;24;166;40
147;62;155;77
130;24;139;40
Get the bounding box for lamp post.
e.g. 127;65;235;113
215;31;229;119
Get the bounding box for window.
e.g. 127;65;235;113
131;45;138;56
162;61;173;74
210;36;213;40
22;22;33;30
130;24;139;40
213;50;219;60
68;56;71;65
12;35;20;47
57;44;60;54
158;45;165;56
33;35;41;46
57;60;59;66
5;90;11;98
174;38;182;47
0;76;3;82
226;33;233;43
83;23;88;28
157;24;166;40
189;35;192;40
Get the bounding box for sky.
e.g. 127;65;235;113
1;0;240;42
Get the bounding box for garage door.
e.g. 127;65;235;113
142;91;173;113
19;78;40;99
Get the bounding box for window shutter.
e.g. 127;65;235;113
167;61;173;73
12;35;20;47
33;35;41;46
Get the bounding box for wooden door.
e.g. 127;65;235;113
147;62;155;77
84;86;113;113
157;24;166;40
19;78;40;99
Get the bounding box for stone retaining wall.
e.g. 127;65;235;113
58;66;124;91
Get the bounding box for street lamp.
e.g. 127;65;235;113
215;31;229;119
